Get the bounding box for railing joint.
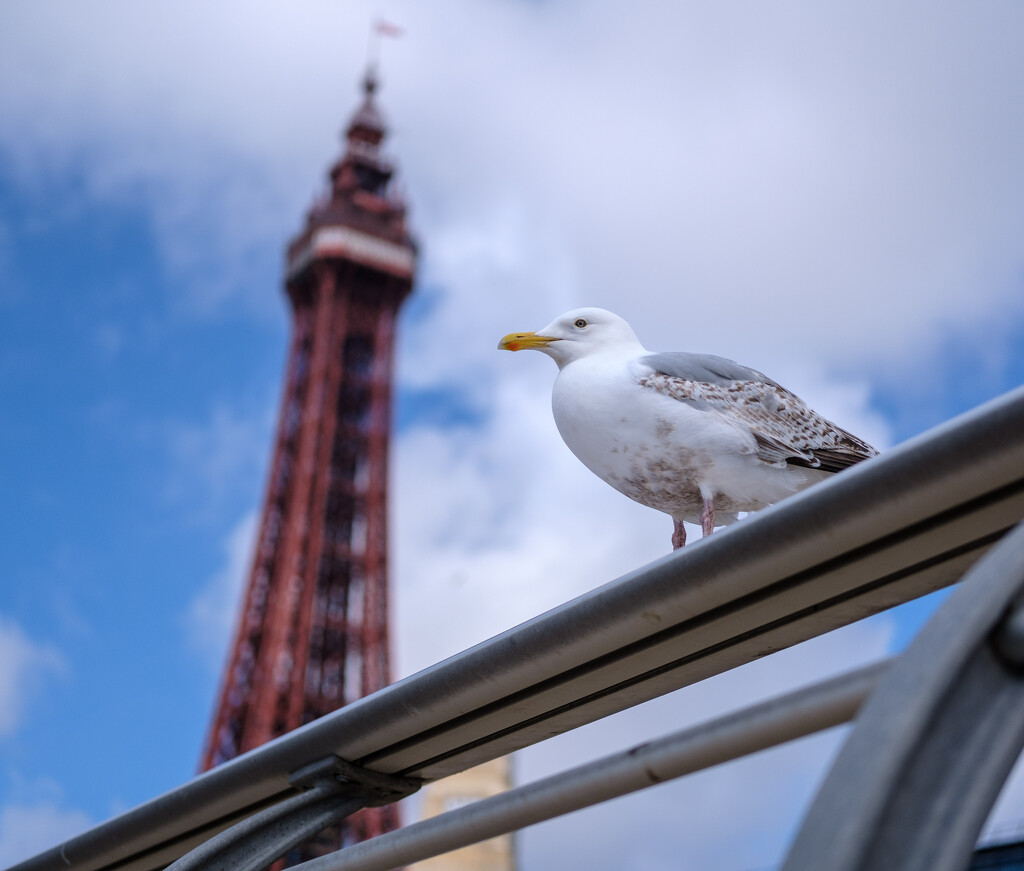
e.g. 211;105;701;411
289;755;422;806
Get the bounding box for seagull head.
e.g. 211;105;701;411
498;307;645;368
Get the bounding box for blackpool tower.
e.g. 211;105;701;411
200;66;416;854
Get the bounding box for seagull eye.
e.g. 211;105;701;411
574;318;588;329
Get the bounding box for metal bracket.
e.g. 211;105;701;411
288;755;422;807
165;757;421;871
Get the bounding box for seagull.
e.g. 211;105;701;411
498;307;878;549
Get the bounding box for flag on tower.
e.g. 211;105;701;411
375;20;403;37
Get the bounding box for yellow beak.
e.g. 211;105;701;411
498;331;560;352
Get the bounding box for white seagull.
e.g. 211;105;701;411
499;307;878;549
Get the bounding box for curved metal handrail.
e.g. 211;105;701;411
783;520;1024;871
162;757;419;871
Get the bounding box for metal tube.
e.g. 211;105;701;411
292;662;888;871
163;788;366;871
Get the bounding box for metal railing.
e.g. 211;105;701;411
9;384;1024;871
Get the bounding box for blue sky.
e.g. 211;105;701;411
2;2;1023;869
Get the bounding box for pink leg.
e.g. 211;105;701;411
671;519;687;550
700;498;716;537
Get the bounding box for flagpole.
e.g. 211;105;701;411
365;20;403;83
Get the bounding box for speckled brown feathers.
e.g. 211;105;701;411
637;371;878;472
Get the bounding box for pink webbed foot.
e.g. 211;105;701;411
671;519;687;550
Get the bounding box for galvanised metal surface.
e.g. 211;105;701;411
782;519;1024;871
10;385;1024;871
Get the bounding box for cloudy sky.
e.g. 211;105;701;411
2;1;1023;868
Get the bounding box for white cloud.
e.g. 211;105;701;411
185;512;258;671
393;372;666;679
1;1;1020;364
0;792;92;869
0;616;64;738
0;1;353;316
160;400;275;521
384;1;1024;386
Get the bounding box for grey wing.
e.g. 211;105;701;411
640;351;783;389
636;356;878;472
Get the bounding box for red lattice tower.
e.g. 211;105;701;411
200;67;416;855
